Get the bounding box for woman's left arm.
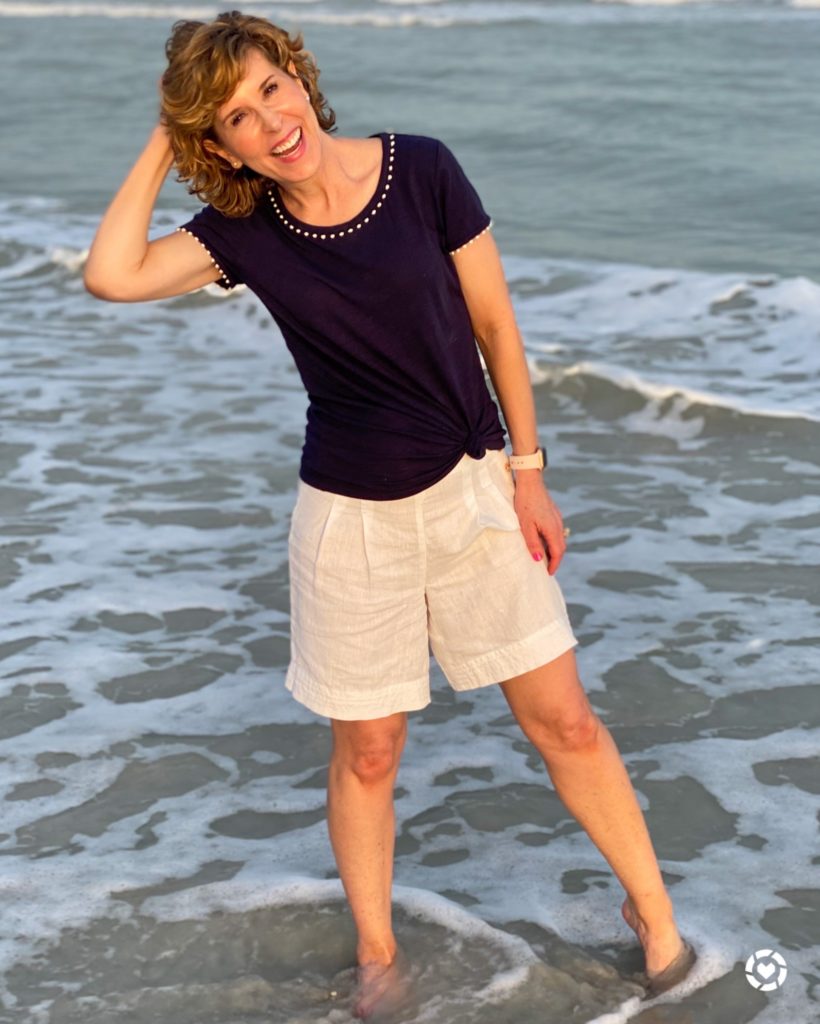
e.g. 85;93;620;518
451;230;568;576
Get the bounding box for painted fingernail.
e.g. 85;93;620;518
532;551;543;562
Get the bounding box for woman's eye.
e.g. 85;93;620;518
263;82;278;97
230;112;245;127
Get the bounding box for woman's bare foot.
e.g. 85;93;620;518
352;947;417;1021
621;895;688;978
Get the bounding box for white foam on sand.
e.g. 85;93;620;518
143;876;541;992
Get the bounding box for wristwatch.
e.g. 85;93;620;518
508;446;547;471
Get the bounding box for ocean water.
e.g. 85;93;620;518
1;1;818;1022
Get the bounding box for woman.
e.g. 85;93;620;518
84;10;697;1019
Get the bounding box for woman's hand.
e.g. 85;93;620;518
149;120;172;149
513;473;567;575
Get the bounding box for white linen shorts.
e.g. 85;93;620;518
285;447;578;720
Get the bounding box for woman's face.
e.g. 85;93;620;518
206;47;320;183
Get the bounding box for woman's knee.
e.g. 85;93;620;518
330;712;407;784
516;692;601;753
544;707;601;752
502;652;602;753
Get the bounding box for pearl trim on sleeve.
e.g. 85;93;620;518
267;133;396;240
175;226;233;288
448;219;493;256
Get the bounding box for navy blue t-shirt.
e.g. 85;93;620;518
177;132;506;499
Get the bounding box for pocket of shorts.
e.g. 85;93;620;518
474;452;521;533
289;484;343;579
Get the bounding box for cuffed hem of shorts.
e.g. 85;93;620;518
285;663;431;721
441;619;579;692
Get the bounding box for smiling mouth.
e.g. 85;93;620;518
271;127;303;157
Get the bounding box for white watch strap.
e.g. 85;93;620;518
508;447;546;471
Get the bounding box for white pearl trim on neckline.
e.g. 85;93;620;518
267;133;396;240
448;220;493;256
175;226;233;288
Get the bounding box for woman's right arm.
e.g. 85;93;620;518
83;124;222;302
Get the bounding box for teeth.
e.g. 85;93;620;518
272;127;301;156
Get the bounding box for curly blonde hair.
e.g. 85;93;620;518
160;10;336;217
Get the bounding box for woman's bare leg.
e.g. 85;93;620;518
500;648;687;977
327;711;407;967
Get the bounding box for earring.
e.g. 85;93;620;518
231;160;241;169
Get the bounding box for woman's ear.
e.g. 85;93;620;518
203;137;240;168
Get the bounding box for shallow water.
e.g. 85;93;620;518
1;1;819;1022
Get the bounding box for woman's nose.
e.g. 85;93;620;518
260;106;283;132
